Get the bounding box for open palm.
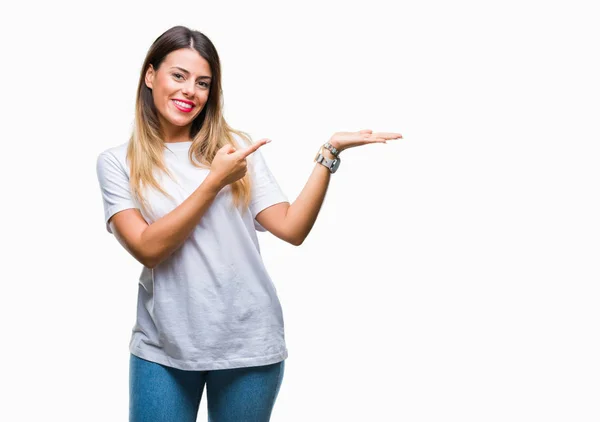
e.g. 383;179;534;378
329;129;403;153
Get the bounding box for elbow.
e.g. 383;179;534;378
140;250;160;269
144;250;167;269
289;227;308;246
290;235;305;247
141;255;157;269
141;243;174;269
139;239;165;269
125;248;157;269
143;247;171;269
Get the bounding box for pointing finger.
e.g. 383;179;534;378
238;138;271;158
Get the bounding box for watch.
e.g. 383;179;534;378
323;141;340;157
314;144;341;173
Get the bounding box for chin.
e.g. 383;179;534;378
166;115;194;127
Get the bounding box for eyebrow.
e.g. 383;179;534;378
169;66;212;80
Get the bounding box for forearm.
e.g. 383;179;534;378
285;148;336;245
142;174;223;268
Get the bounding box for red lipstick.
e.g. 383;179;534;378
172;99;195;113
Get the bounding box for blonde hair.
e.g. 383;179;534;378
126;25;253;217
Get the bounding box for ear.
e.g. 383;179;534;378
144;64;155;89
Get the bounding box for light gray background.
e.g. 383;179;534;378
1;0;598;421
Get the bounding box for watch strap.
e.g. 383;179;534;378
323;142;340;157
314;152;340;173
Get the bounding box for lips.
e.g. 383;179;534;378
172;99;195;113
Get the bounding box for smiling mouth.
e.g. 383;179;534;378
172;99;195;112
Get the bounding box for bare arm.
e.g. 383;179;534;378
255;147;335;246
110;139;271;268
142;174;223;267
110;174;222;269
256;131;401;245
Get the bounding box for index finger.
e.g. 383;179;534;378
237;138;271;158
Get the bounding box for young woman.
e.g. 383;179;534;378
96;25;402;422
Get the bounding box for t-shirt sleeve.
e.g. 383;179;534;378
96;151;138;234
248;148;289;232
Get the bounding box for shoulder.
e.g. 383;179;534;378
98;141;128;159
97;141;129;166
96;141;131;177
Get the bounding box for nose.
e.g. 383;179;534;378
181;80;195;97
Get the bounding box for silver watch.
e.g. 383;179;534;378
314;145;341;173
323;142;340;157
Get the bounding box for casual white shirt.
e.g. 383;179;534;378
96;136;289;370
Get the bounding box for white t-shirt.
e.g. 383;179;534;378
95;136;290;370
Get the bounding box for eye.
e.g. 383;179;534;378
198;81;209;88
173;73;184;80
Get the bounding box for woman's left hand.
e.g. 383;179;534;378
328;129;403;153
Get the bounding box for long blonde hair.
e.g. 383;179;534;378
126;25;253;217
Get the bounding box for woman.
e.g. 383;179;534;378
96;25;402;422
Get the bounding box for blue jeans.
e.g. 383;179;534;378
129;353;285;422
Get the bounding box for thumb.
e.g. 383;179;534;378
218;144;237;154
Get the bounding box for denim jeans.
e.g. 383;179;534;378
129;353;285;422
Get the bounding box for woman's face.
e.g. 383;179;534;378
144;48;212;135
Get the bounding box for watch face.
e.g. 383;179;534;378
331;158;340;173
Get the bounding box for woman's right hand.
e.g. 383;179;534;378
208;138;271;190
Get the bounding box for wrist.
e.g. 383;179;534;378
321;147;337;160
322;141;341;159
314;143;342;174
328;140;343;154
204;172;225;194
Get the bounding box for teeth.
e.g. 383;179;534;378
173;100;192;109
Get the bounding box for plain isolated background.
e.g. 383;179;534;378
1;0;598;421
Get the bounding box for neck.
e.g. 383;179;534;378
158;115;192;143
